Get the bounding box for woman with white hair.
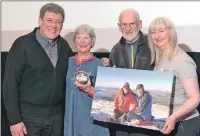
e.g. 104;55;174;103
63;24;109;136
148;17;200;135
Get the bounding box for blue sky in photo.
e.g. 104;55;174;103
95;66;174;92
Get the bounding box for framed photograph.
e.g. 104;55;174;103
91;66;174;130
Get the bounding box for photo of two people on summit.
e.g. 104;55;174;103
109;82;153;126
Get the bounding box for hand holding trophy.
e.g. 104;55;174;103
74;71;92;94
74;71;90;84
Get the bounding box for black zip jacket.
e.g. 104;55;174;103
109;31;154;70
2;28;73;126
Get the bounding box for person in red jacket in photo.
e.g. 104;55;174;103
110;82;137;123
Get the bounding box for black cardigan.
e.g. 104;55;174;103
2;28;73;126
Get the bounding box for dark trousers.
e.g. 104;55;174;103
21;112;63;136
113;109;125;120
110;109;127;123
170;115;200;136
126;112;144;121
109;116;200;136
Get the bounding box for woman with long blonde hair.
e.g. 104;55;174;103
148;17;200;135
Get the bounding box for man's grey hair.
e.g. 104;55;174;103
40;3;65;22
